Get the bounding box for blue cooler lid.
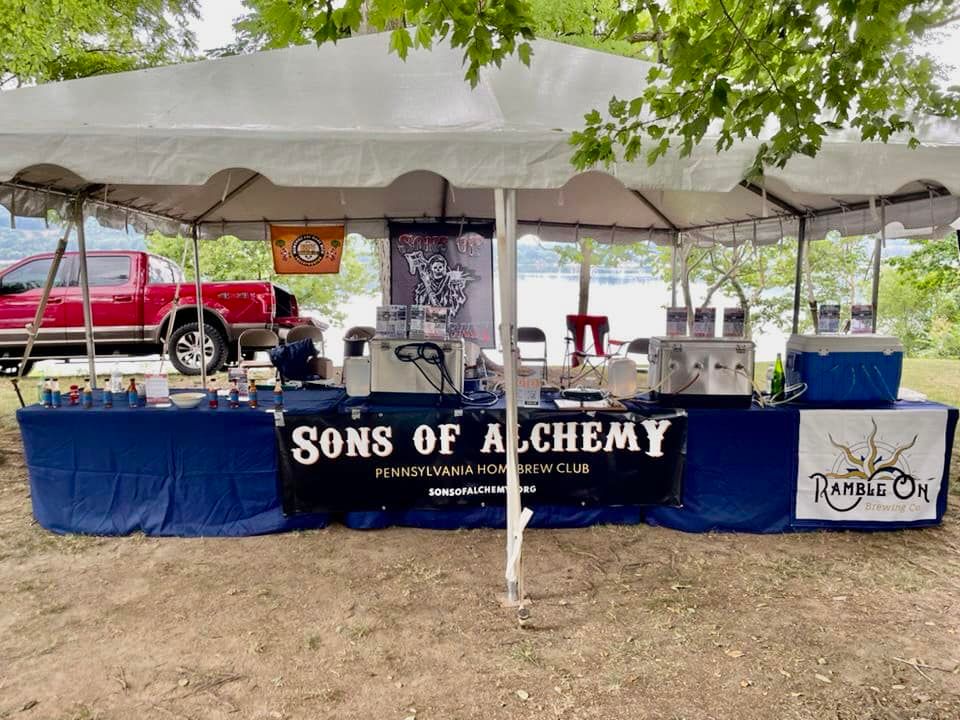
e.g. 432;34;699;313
786;334;903;354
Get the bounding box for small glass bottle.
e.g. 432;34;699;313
228;379;240;408
248;383;258;409
81;378;93;409
103;378;113;409
273;377;283;411
207;379;219;409
51;379;62;408
771;353;786;401
127;378;138;408
42;378;53;408
69;384;80;406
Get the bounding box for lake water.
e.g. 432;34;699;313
320;273;788;365
35;273;788;378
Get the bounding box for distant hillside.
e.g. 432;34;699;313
0;206;145;264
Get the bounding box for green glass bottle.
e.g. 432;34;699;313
771;353;785;401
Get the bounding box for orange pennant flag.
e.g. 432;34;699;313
270;225;345;274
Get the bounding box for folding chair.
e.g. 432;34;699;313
237;328;280;370
623;337;650;374
517;326;548;380
286;324;325;357
561;314;625;386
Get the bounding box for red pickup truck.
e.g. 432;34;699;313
0;251;314;375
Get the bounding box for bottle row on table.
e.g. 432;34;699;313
37;376;287;410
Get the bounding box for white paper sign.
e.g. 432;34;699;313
517;375;541;407
144;373;170;407
796;409;947;523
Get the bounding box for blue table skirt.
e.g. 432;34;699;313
17;395;330;536
16;390;957;536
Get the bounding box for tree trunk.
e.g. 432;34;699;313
729;278;750;338
671;244;702;333
377;237;391;306
682;283;694;332
577;240;592;315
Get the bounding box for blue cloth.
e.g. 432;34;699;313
269;338;316;380
16;390;956;536
18;393;329;536
643;403;799;532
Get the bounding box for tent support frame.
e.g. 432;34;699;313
74;197;98;387
495;188;528;608
0;178;951;236
191;224;209;389
740;181;804;216
871;202;886;333
791;217;807;334
11;220;75;406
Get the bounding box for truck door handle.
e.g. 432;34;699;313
112;294;133;302
46;297;63;305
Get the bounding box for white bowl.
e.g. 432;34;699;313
169;392;206;409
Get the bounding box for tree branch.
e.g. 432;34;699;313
717;0;800;128
702;245;746;307
923;12;960;30
627;30;665;44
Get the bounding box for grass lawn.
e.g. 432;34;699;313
900;358;960;407
754;357;960;407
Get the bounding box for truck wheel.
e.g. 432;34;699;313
168;322;226;375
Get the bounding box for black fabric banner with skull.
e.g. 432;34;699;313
389;221;496;347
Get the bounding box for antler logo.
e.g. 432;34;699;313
810;418;930;513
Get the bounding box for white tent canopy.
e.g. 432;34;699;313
3;32;960;245
3;32;960;606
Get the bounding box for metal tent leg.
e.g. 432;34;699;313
13;221;75;401
791;217;807;335
871;202;885;333
191;225;209;388
494;188;529;607
75;200;97;387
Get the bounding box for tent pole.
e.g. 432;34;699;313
191;225;209;388
791;217;807;335
75;199;98;387
14;221;74;395
495;188;528;607
871;202;885;333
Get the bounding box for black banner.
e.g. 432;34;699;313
278;408;686;513
389;221;496;348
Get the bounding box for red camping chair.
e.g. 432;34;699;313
560;314;627;386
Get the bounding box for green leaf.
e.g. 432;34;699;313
518;42;532;66
389;28;413;59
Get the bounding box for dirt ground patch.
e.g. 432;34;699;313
1;419;958;720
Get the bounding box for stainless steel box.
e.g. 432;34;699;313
370;337;464;395
648;336;755;406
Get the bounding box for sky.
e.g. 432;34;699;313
194;0;247;52
194;0;960;84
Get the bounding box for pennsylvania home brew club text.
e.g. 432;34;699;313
289;418;674;468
